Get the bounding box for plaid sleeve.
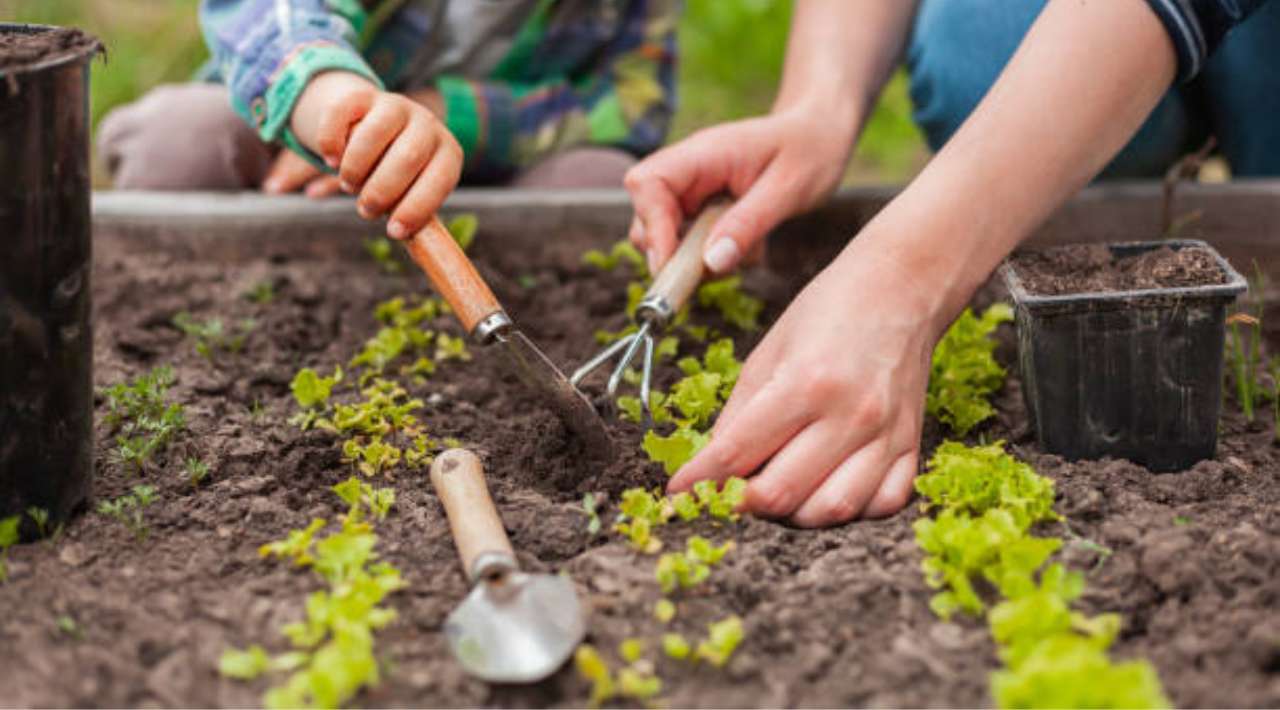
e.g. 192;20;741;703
199;0;384;154
435;0;678;179
1143;0;1272;81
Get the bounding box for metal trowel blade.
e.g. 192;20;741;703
444;571;586;684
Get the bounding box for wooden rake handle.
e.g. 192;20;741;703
403;217;503;335
430;449;515;581
644;200;731;313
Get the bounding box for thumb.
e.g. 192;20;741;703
702;162;798;275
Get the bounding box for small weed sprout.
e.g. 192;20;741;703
0;515;19;581
581;493;602;535
1227;312;1262;421
96;485;158;540
173;312;256;359
243;280;276;304
26;507;49;538
101;366;186;473
55;615;83;640
184;458;211;488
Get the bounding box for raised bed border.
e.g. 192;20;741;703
92;180;1280;278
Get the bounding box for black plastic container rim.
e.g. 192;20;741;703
0;23;103;78
999;239;1248;311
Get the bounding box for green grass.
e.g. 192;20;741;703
2;0;925;184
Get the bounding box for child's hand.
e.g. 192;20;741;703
290;71;463;240
261;150;343;198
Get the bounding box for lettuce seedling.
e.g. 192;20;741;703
693;478;747;520
581;493;602;535
662;633;690;660
25;507;48;539
447;213;479;251
926;303;1012;436
575;645;616;707
434;333;471;362
363;237;404;274
581;240;647;276
642;428;710;475
655;536;732;593
916;441;1059;530
653;598;676;623
0;515;19;582
695;615;744;667
697;277;762;331
990;632;1169;709
291;366;343;411
261;519;327;567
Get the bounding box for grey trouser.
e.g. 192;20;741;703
97;83;637;191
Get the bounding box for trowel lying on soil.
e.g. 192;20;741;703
430;449;586;683
404;218;613;460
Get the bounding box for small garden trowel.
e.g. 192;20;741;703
429;449;586;683
403;218;613;460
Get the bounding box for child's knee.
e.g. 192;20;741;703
99;83;272;190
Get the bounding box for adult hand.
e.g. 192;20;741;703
624;108;856;275
290;71;464;240
261;150;343;198
668;239;948;527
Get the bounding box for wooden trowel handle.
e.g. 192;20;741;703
644;200;730;313
430;449;515;581
404;217;502;335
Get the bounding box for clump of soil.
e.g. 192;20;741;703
0;227;1275;708
1011;243;1227;296
0;26;100;73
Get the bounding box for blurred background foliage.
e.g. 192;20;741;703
1;0;927;185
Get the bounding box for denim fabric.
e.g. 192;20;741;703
905;0;1280;178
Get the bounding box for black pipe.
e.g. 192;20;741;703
0;24;102;536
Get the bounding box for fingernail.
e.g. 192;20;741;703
263;178;283;194
646;248;660;274
326;156;339;169
387;220;408;240
340;180;355;193
357;203;374;220
704;238;741;274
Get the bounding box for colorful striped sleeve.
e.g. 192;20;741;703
1143;0;1272;81
199;0;384;152
434;0;679;179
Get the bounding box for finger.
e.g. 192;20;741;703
386;141;464;240
315;92;375;167
339;100;409;193
624;165;683;272
861;451;919;519
305;175;343;199
262;151;319;194
357;120;437;220
667;379;813;494
704;160;806;275
745;420;870;520
790;442;900;528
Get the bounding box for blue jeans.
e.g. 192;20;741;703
905;0;1280;178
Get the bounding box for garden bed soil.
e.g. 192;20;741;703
1010;243;1227;296
0;228;1276;708
0;26;99;73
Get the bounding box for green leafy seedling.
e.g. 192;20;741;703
447;213;479;251
695;615;745;667
926;303;1012;436
55;614;83;640
172;312;255;359
26;507;49;539
184;457;211;488
96;485;158;540
654;598;676;623
0;515;19;582
101;366;186;473
243;280;276;304
364;237;404;274
581;493;602;535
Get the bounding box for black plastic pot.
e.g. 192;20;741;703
1001;240;1247;472
0;25;101;535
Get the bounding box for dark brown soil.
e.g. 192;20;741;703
0;228;1276;708
1011;243;1228;296
0;27;100;73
